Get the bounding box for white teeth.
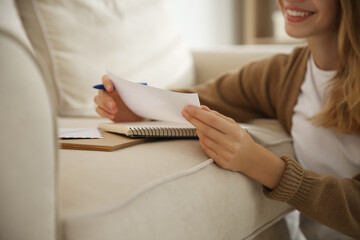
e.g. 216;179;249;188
286;9;312;17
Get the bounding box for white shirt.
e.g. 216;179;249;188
290;55;360;240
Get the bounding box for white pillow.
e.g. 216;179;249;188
16;0;195;116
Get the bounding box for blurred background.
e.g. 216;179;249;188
165;0;304;48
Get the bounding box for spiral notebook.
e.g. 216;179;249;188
98;121;197;138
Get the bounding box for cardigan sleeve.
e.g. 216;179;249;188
263;156;360;238
177;47;309;133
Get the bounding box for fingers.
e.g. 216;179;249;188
198;139;217;159
96;75;118;114
184;105;255;173
184;112;223;143
197;131;231;169
96;105;115;120
197;131;226;158
183;106;239;152
101;74;115;92
94;89;118;120
182;105;234;134
183;104;248;149
94;90;117;112
201;105;211;111
201;105;235;124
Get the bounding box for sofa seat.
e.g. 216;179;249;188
58;117;294;240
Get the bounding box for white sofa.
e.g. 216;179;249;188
1;0;298;239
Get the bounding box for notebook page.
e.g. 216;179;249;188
120;121;195;129
58;128;103;139
108;71;200;125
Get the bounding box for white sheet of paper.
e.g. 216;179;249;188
58;128;103;139
108;71;200;124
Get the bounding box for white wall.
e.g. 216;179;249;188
164;0;242;48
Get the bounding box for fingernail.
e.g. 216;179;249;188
184;106;189;112
106;84;112;91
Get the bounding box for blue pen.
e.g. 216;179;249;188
93;82;147;90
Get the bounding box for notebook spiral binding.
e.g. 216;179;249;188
129;127;197;138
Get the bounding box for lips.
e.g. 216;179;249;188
285;7;315;22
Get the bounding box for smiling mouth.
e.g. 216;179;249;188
286;8;315;17
284;7;315;22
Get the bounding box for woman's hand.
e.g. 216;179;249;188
94;75;143;122
181;105;286;189
182;105;257;173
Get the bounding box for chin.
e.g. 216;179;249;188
285;27;308;39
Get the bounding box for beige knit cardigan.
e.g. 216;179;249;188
180;47;360;238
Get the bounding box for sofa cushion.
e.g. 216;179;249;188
16;0;195;116
58;117;293;240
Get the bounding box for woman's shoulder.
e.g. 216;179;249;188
240;45;310;79
265;45;310;68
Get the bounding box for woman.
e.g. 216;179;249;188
94;0;360;238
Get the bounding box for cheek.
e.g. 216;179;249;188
316;1;341;31
315;14;339;35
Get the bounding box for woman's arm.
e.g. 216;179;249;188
179;47;310;134
182;104;360;238
265;156;360;238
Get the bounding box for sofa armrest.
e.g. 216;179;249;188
0;30;58;240
191;45;298;84
58;117;294;240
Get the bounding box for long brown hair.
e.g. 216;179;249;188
311;0;360;134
